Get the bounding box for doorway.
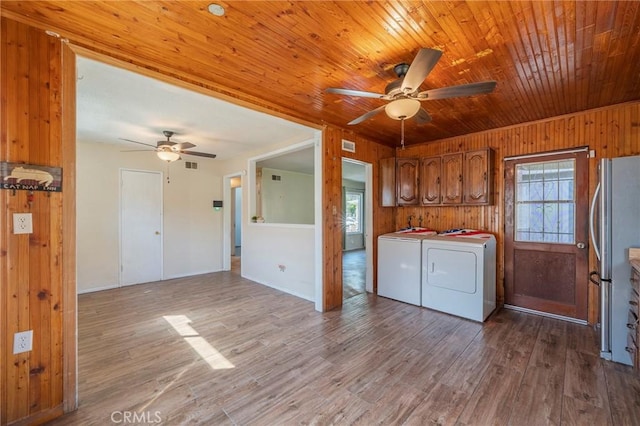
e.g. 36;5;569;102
504;149;589;320
120;169;163;286
223;173;244;272
342;159;372;300
231;178;242;272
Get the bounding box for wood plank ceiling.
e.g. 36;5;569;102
2;1;639;147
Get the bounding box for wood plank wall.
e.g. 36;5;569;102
1;18;74;425
322;126;395;310
395;101;640;324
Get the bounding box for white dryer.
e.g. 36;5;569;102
377;229;437;306
421;230;496;321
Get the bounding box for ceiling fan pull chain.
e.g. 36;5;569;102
401;118;406;150
167;163;171;184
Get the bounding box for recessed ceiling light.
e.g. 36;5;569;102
207;3;225;17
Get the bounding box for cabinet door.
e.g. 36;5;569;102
420;156;441;205
396;158;419;206
379;157;396;207
441;153;463;204
464;148;494;205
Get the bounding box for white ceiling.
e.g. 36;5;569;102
76;56;318;163
76;56;368;180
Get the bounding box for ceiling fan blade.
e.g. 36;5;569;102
414;108;432;125
347;104;387;125
181;150;217;159
119;138;157;148
418;81;497;100
325;87;386;99
175;142;196;150
401;48;443;94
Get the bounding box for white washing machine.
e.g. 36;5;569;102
421;230;496;321
377;229;437;306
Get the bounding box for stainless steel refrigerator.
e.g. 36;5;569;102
589;155;640;365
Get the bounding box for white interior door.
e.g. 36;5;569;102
120;169;163;286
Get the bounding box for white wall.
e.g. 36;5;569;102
241;224;316;301
260;168;314;224
220;136;321;303
77;141;223;293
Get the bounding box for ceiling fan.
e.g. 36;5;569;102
325;48;497;128
120;130;217;162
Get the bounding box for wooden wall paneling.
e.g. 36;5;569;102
62;41;78;413
322;126;342;311
346;132;395;294
394;101;640;324
31;26;54;416
1;18;8;422
0;17;5;424
1;18;66;424
322;127;395;309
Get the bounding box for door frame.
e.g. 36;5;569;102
503;147;589;321
223;171;244;271
341;158;374;293
119;168;164;286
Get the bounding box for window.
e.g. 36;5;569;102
515;159;575;243
345;190;363;233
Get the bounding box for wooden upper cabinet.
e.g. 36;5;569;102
441;153;463;204
396;158;419;206
379;157;396;207
420;156;441;205
464;148;494;205
382;149;494;207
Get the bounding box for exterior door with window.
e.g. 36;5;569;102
504;151;589;320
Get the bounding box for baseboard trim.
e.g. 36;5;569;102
77;284;118;294
8;404;64;426
243;275;314;302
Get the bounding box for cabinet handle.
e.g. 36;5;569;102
458;174;462;182
483;172;487;181
436;177;440;185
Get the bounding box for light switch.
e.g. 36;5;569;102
13;213;33;234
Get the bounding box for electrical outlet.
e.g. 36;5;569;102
13;213;33;234
13;330;33;354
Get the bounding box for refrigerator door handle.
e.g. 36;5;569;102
589;182;601;261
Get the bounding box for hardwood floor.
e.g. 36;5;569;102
48;271;640;425
343;249;366;300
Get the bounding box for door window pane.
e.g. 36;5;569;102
345;191;362;233
515;159;575;244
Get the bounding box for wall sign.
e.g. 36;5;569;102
1;162;62;192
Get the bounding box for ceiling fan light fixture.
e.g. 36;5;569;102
385;98;421;120
157;150;180;162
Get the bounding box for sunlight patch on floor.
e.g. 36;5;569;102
163;315;234;370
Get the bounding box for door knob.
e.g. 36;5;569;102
155;231;161;235
576;242;586;249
